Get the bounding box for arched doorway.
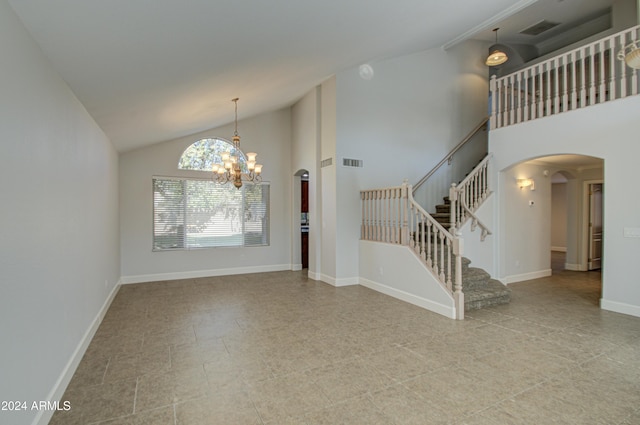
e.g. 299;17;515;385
293;169;309;270
499;154;604;302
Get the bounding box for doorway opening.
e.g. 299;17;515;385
502;154;604;307
293;169;309;270
301;173;309;269
586;181;603;271
549;171;603;274
550;171;569;272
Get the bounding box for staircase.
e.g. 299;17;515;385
360;121;509;319
432;196;453;231
430;195;510;310
460;257;510;311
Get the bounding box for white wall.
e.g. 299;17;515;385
499;162;553;282
0;2;120;424
335;40;491;284
459;193;497;277
319;78;339;283
291;87;321;274
291;78;339;285
359;241;455;318
490;95;640;317
119;109;292;282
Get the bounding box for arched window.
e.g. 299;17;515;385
178;138;248;173
153;137;269;251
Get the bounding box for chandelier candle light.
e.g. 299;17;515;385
211;98;262;189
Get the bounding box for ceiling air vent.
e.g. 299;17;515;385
520;20;560;36
342;158;363;168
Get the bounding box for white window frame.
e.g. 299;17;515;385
152;176;269;251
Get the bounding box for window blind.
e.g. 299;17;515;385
153;177;269;250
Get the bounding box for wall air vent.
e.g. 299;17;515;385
321;158;333;168
520;20;560;36
342;158;364;168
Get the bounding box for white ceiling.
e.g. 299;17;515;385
530;154;604;169
8;0;616;152
473;0;615;45
527;154;604;182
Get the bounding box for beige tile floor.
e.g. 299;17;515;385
51;253;640;424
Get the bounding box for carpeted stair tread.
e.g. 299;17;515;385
435;204;451;214
462;267;491;290
431;212;451;219
464;279;511;311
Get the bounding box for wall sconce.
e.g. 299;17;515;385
517;178;535;190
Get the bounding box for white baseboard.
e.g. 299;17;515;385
600;299;640;318
503;269;552;284
359;277;455;319
334;277;359;287
292;263;303;271
309;272;358;287
120;264;292;284
564;263;585;271
551;246;567;252
35;281;121;425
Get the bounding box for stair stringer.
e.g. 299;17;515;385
359;240;456;319
458;191;496;278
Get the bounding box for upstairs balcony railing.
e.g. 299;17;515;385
490;25;640;129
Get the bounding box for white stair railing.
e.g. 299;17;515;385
490;25;640;129
360;184;409;245
361;180;464;319
450;154;492;240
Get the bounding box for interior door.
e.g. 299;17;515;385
588;183;603;270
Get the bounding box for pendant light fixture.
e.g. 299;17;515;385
211;98;262;189
486;28;508;66
618;41;640;69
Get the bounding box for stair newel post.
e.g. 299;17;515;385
449;183;458;235
453;234;464;320
401;180;409;246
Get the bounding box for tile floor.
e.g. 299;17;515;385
51;254;640;424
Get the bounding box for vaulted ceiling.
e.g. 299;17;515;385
8;0;616;152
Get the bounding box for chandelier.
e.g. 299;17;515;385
211;98;263;189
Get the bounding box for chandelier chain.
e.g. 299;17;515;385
210;97;263;188
232;97;239;137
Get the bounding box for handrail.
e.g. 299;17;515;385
457;154;491;189
407;186;452;239
459;196;492;241
412;116;489;193
407;183;463;319
360;180;465;319
449;154;492;240
407;185;454;240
